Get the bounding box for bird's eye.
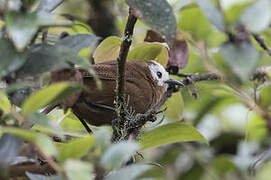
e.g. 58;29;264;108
157;71;162;78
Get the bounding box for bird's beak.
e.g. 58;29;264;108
165;79;184;86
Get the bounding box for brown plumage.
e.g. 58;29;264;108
50;60;180;126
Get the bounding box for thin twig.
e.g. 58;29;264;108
177;72;220;86
253;34;271;57
33;144;64;173
113;8;137;141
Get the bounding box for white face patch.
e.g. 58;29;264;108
148;60;169;87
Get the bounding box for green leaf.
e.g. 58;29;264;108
36;0;64;12
212;155;236;173
59;113;86;133
29;112;51;127
4;81;33;94
197;0;226;32
224;2;252;24
58;135;94;163
126;0;176;42
259;85;271;110
105;164;151;180
246;113;267;141
5;11;38;51
255;161;271;180
179;7;213;41
36;134;58;156
16;43;98;88
162;92;184;121
0;91;11;115
2;127;38;142
220;42;260;80
100;141;139;169
15;44;68;77
127;43;168;67
0;39;27;76
240;0;271;33
138;122;208;150
2;127;57;156
22;82;82;115
4;11;70;51
93;127;112;152
57;34;100;54
64;159;94;180
93;36;121;63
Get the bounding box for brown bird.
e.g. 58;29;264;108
50;60;182;131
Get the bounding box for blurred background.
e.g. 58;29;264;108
1;0;271;179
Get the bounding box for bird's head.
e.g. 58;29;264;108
148;60;183;90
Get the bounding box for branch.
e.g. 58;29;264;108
177;72;220;86
253;34;271;57
251;65;271;83
113;8;137;141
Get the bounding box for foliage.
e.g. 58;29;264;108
0;0;271;179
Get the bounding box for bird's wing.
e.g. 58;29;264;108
78;60;118;80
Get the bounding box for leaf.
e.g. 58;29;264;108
127;43;168;67
64;159;94;180
144;30;166;43
57;34;100;54
36;135;58;156
212;155;236;173
105;164;151;180
126;0;176;42
58;135;94;163
255;160;271;180
4;11;70;51
0;133;23;167
29;112;50;127
0;39;27;76
2;127;38;142
16;43;98;85
163;92;184;121
240;0;271;33
179;7;213;41
197;0;226;32
36;0;64;12
220;42;260;80
2;127;57;156
0;91;11;115
4;81;33;94
5;11;38;51
22;82;82;115
15;44;68;77
225;2;252;24
93;127;112;152
100;141;139;169
259;85;271;109
93;36;121;63
138;122;208;150
167;33;189;69
246;113;267;141
26;172;62;180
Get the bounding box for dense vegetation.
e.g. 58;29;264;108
1;0;271;179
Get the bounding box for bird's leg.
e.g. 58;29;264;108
72;111;92;134
78;117;92;134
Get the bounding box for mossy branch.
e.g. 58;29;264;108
113;8;137;142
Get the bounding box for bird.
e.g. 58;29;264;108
50;60;183;130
